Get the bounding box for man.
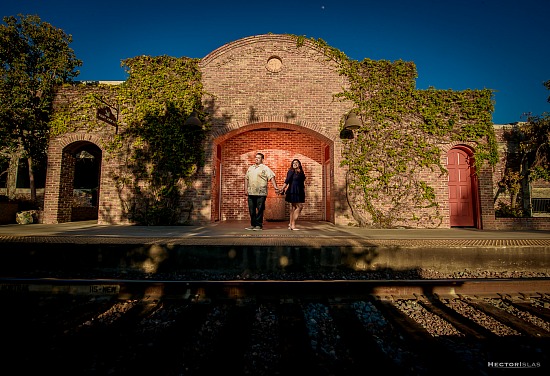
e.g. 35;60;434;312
244;152;280;230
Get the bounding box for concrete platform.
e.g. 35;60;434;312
1;221;550;277
1;220;550;243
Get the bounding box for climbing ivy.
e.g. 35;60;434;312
114;55;206;225
49;35;498;227
49;56;206;225
49;82;120;137
291;35;498;228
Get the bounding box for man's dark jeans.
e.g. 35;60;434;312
248;195;266;228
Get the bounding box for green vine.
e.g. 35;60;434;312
291;35;498;228
49;82;120;137
114;55;206;225
49;35;498;227
49;56;207;225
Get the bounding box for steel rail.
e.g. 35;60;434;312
2;277;550;300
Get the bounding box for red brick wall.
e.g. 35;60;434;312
201;35;348;134
201;35;348;224
218;128;325;221
41;35;549;230
43;132;123;224
493;218;550;230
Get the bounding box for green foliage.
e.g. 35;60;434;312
495;201;524;218
0;14;82;153
114;56;206;225
0;14;82;199
119;55;203;125
523;110;550;182
49;83;119;136
48;55;206;225
292;35;498;228
496;80;550;217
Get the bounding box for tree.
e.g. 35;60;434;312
498;80;550;216
0;14;82;202
523;88;550;183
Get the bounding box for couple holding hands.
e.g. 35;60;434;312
244;152;306;231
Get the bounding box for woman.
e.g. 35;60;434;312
281;159;306;230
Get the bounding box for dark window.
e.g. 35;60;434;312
0;160;8;188
73;151;100;189
532;198;550;213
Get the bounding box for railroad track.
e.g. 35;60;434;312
1;278;549;375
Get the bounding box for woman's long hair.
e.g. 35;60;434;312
289;159;303;174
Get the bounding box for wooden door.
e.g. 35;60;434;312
324;160;331;221
448;148;475;227
323;146;332;222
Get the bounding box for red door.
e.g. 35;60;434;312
324;146;331;221
448;148;475;227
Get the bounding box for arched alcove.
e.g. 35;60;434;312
43;134;104;224
211;122;334;223
71;143;102;221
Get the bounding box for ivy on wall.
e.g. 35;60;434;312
49;35;498;227
115;55;206;225
291;35;498;228
49;83;120;136
49;56;206;225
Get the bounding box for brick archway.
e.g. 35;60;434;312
211;122;334;223
43;134;105;224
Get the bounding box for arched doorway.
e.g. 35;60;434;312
447;146;479;227
45;140;102;223
71;143;102;221
212;124;333;223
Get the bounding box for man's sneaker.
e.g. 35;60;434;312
253;226;262;231
245;226;256;230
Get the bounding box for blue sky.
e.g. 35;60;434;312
2;0;549;124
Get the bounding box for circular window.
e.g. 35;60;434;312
266;56;283;73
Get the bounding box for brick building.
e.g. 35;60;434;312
34;34;548;229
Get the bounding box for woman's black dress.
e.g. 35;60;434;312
284;169;306;203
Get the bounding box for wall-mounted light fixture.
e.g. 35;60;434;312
343;111;362;131
184;111;202;127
